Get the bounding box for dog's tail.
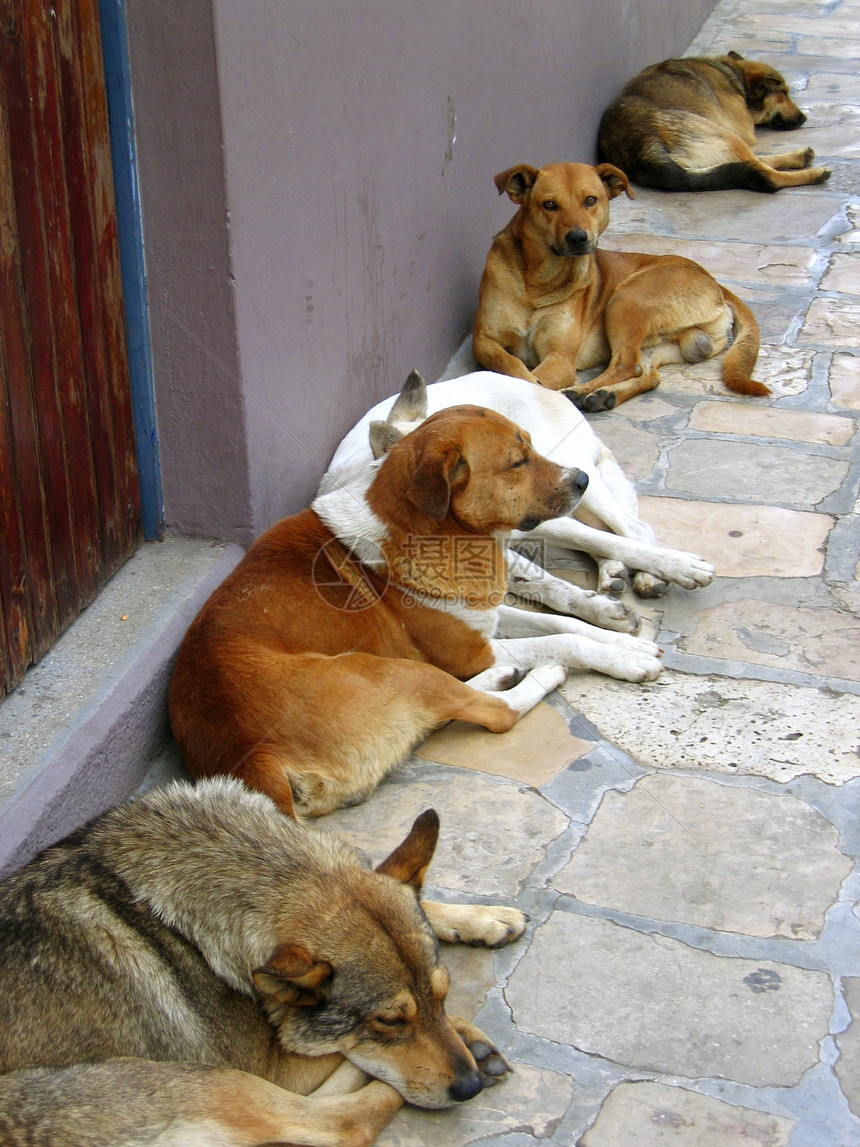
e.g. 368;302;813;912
721;287;769;397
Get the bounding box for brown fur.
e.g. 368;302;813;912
0;780;523;1146
598;52;831;193
170;405;582;817
472;160;767;411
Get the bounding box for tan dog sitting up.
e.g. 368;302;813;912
472;161;768;411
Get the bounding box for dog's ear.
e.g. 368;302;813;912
388;369;428;424
369;420;403;459
407;446;463;520
375;809;440;891
253;942;333;1007
752;73;783;96
727;49;744;60
493;164;540;203
595;163;635;201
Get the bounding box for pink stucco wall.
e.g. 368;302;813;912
128;0;715;542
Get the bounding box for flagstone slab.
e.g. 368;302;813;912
580;1080;795;1146
559;672;860;784
802;297;860;344
609;185;843;246
600;234;818;287
804;73;859;101
318;765;569;898
415;702;592;787
507;914;832;1085
829;353;860;409
820;252;860;295
689;400;855;446
837;204;860;245
612;392;679;423
835;978;860;1119
643;345;812;400
579;419;659;482
375;1062;574;1146
556;774;851;938
682;598;860;680
664;438;848;505
638;497;832;578
794;41;860;64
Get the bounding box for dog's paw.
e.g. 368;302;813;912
424;902;528;947
801;146;815;168
632;571;669;598
575;592;641;633
812;166;832;184
581;389;617;412
467;664;524;692
448;1017;512;1087
597;559;628;595
589;643;663;682
561;387;587;409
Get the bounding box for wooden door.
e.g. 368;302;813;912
0;0;140;695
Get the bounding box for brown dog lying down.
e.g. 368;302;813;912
598;52;831;193
472;160;767;411
170;404;663;818
0;779;521;1147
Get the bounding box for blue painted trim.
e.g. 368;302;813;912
98;0;163;540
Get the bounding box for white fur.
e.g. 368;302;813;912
312;459;388;569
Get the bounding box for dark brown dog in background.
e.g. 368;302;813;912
472;161;767;411
597;52;831;193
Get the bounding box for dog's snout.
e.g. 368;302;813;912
448;1069;484;1103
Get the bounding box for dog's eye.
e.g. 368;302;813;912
509;457;528;470
542;199;559;212
372;1014;408;1029
584;195;598;207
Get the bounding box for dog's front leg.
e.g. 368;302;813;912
496;604;658;655
491;632;662;683
534;518;714;591
472;330;541;384
505;547;640;632
532;351;579;391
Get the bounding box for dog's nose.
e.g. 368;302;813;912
564;228;590;252
565;467;588;493
448;1069;484;1103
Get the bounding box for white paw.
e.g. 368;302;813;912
633;571;669;598
597;559;628;595
612;652;663;682
577;592;641;633
650;551;715;589
589;645;663;682
468;665;521;691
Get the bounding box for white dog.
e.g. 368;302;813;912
320;371;713;636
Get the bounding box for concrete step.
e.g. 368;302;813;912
0;537;242;876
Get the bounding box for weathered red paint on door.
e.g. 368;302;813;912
0;0;139;694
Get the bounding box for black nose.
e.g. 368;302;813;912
572;469;589;492
448;1070;484;1103
564;228;589;251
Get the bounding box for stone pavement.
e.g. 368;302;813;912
316;1;860;1143
142;0;860;1142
